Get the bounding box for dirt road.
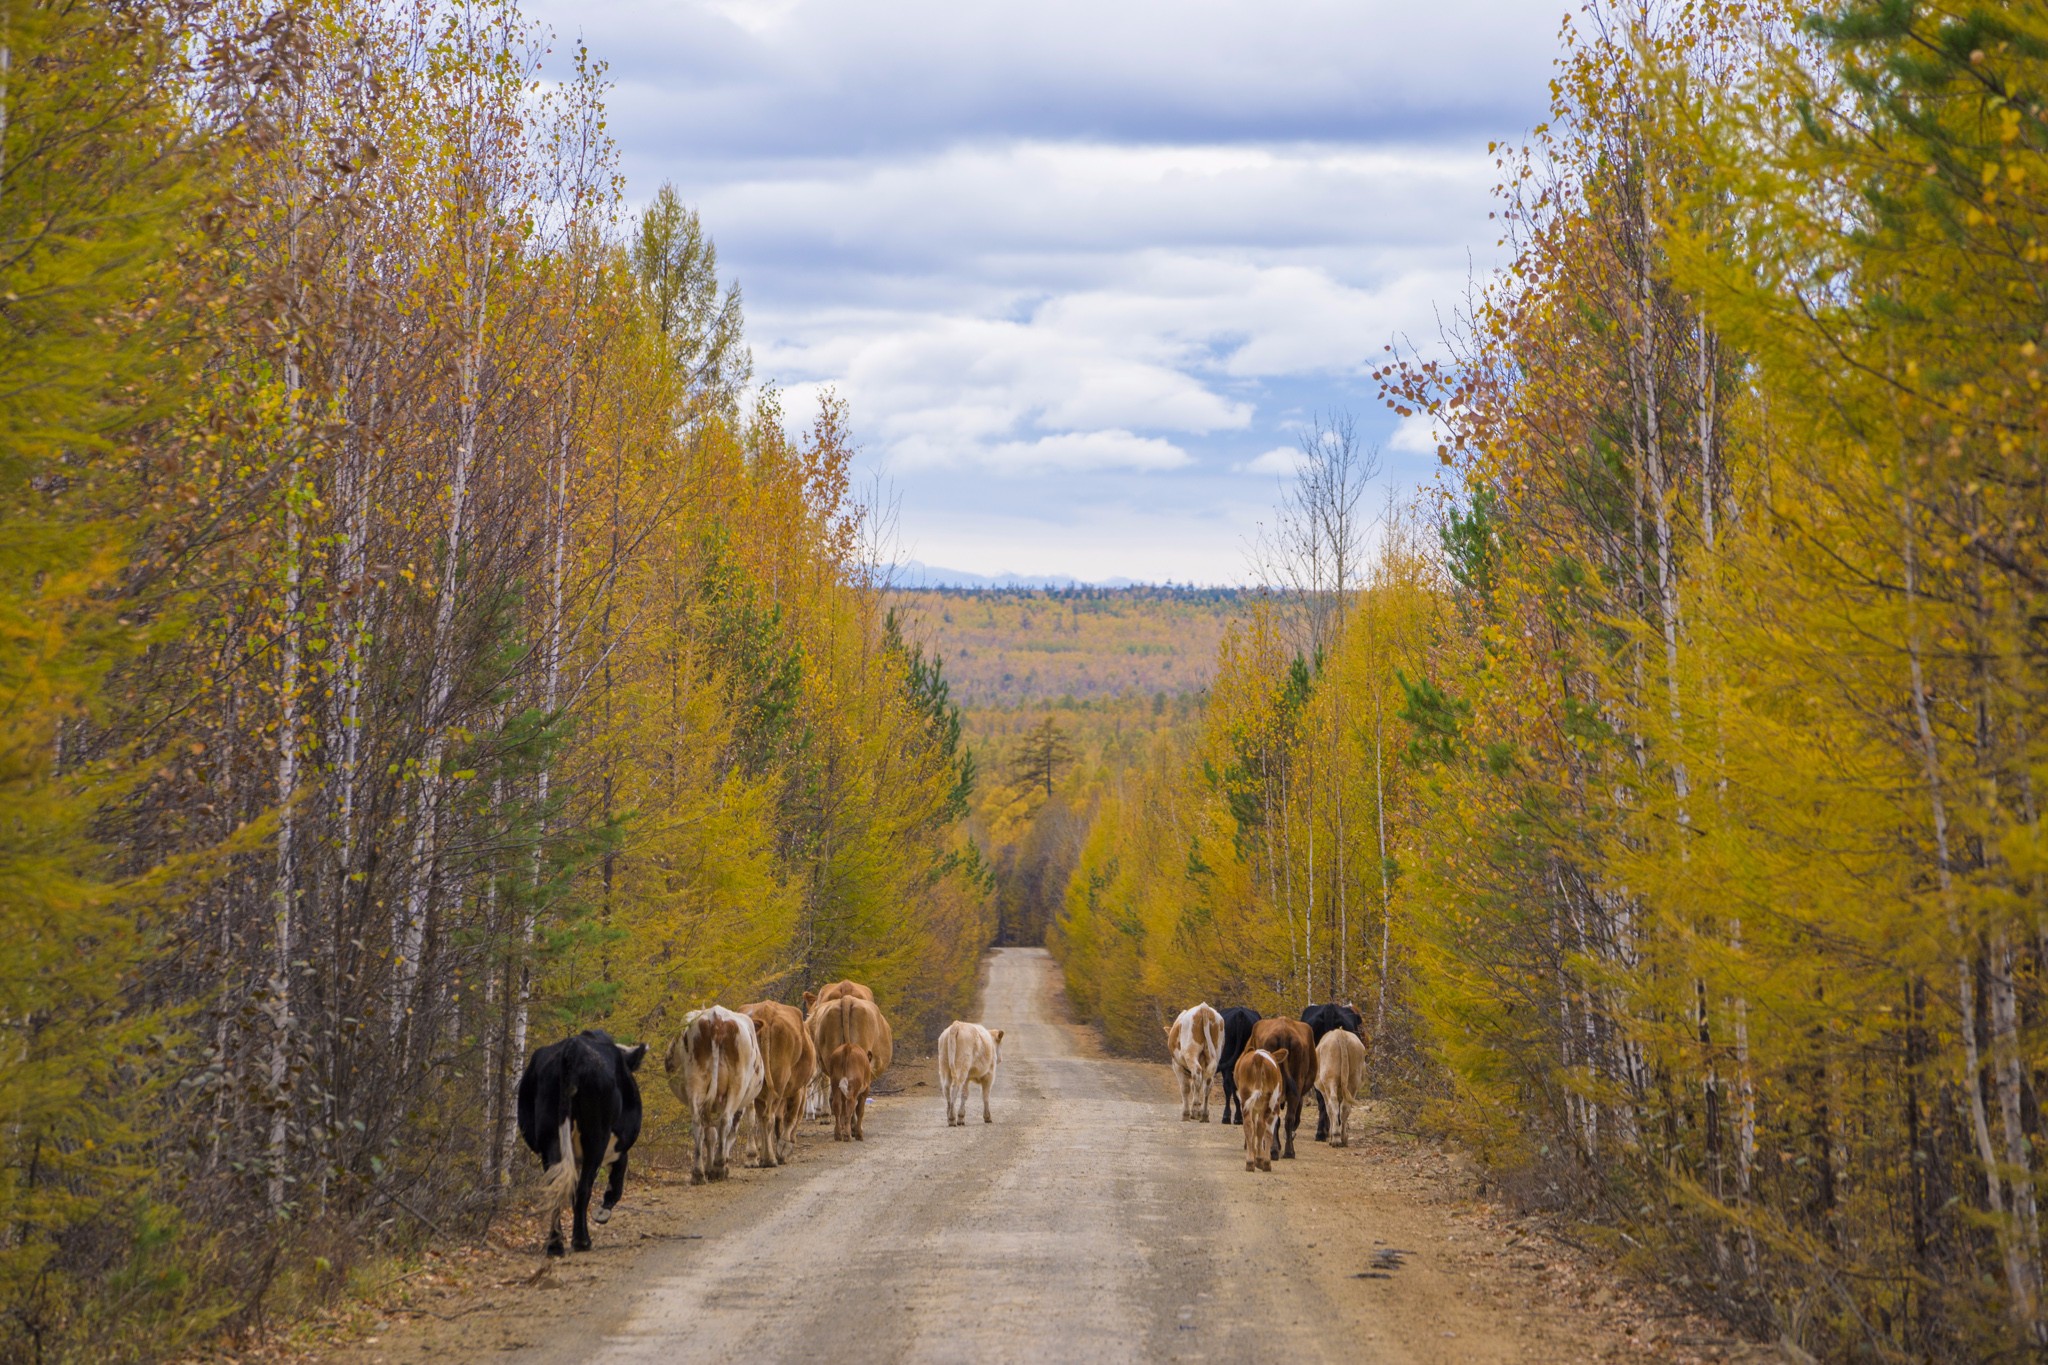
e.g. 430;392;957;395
326;949;1726;1364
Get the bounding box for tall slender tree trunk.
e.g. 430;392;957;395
1900;488;2031;1323
398;293;485;1024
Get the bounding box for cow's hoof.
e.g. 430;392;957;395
689;1172;705;1186
573;1232;593;1252
593;1205;612;1225
546;1238;565;1258
1200;1115;1210;1124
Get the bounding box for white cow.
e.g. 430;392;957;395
936;1021;1004;1126
1165;1002;1224;1122
1314;1027;1369;1147
665;1005;766;1184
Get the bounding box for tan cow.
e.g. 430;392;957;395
936;1021;1004;1126
1314;1027;1368;1147
1233;1046;1289;1173
1165;1002;1224;1122
741;1000;815;1167
825;1043;874;1141
808;992;893;1075
801;980;885;1120
803;978;875;1011
664;1006;765;1185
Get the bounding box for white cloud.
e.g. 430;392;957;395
1388;411;1452;455
514;0;1545;580
983;431;1190;474
1238;446;1304;477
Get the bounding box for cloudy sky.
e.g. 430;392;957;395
525;0;1562;583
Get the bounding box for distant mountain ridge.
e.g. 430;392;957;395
890;560;1143;590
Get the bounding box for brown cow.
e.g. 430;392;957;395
808;992;893;1075
1232;1046;1289;1172
802;979;875;1011
740;1000;815;1167
801;981;884;1120
1247;1017;1315;1159
826;1043;874;1141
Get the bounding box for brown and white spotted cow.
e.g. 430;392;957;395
936;1021;1004;1126
1314;1027;1368;1147
1247;1017;1316;1159
1232;1046;1290;1173
741;1000;816;1167
1165;1002;1224;1122
825;1042;875;1141
665;1006;765;1184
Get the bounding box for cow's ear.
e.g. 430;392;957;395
620;1042;648;1072
991;1030;1004;1047
802;990;817;1009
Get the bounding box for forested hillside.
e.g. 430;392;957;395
0;0;987;1355
1049;3;2048;1358
889;587;1242;704
891;588;1225;946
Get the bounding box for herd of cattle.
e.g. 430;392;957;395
513;980;1006;1256
1166;1001;1368;1173
511;983;1364;1255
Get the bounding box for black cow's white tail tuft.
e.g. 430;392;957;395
543;1116;577;1208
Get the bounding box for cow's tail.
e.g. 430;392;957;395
838;1074;852;1097
709;1015;722;1101
544;1115;577;1209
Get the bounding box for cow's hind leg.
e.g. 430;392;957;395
980;1075;993;1124
597;1147;628;1222
1313;1085;1331;1142
753;1097;777;1168
571;1125;605;1251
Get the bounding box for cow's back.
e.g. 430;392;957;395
937;1021;998;1081
1315;1027;1368;1095
1300;1002;1363;1045
1249;1018;1315;1093
743;1000;811;1095
816;979;875;1005
1218;1006;1261;1070
1170;1003;1223;1065
810;994;891;1074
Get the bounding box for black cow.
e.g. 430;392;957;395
1215;1007;1261;1125
1299;1002;1364;1141
517;1030;648;1256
